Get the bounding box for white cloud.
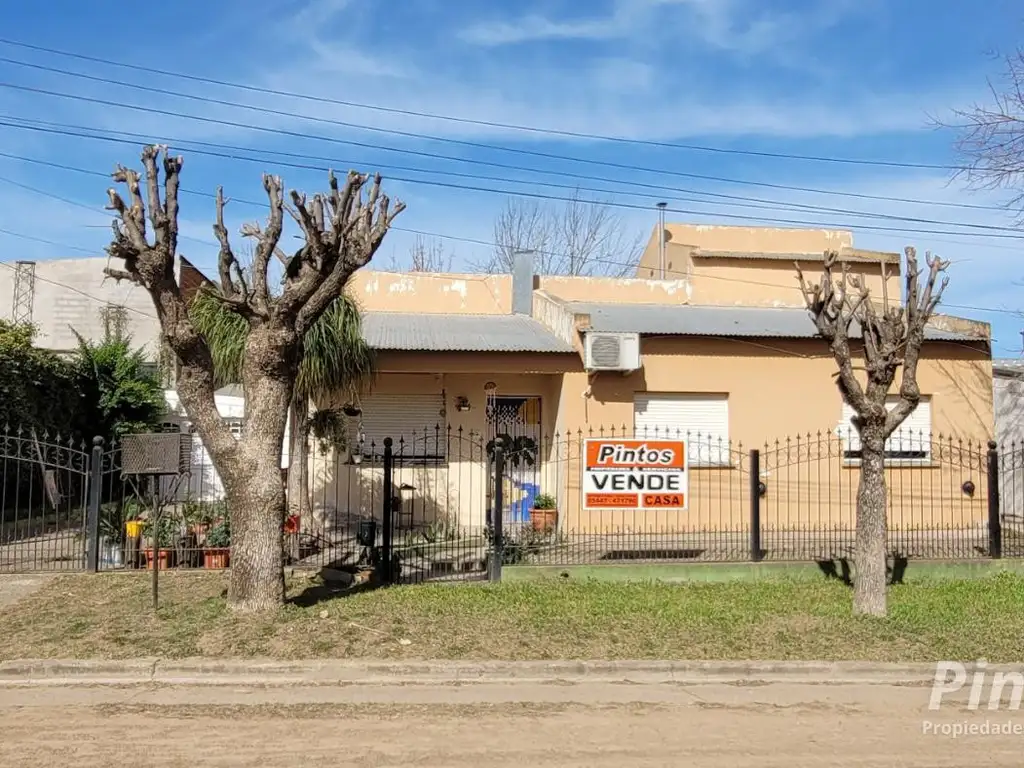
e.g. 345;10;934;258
458;0;857;57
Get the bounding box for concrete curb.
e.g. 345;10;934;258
0;658;996;687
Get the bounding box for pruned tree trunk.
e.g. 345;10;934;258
286;393;313;527
223;325;297;609
103;145;403;612
854;430;888;616
797;248;949;619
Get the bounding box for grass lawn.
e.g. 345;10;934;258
0;570;1022;662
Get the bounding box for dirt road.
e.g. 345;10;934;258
1;674;1020;766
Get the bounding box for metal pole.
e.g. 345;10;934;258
749;449;763;562
85;437;103;572
382;438;394;585
151;473;160;611
656;202;667;279
489;440;505;582
987;440;1002;560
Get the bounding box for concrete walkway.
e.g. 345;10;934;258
0;660;1020;766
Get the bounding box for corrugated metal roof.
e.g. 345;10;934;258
569;303;982;343
361;312;575;353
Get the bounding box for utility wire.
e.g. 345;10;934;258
0;115;1021;242
0;226;95;253
0;112;1007;234
0;120;1013;235
5;139;1021;257
0;171;220;248
0;63;1008;216
0;36;966;172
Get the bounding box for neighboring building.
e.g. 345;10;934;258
0;256;165;356
994;359;1024;529
0;254;252;456
0;254;213;383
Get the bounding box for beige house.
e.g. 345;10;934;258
309;224;993;546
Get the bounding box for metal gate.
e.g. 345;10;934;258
0;428;91;572
383;426;491;584
485;395;542;528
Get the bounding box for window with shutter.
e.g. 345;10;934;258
838;396;932;463
633;393;731;467
357;393;447;460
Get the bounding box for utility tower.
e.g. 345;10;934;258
11;260;35;324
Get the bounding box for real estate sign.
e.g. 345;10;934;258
582;439;688;511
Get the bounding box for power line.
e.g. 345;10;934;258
0;122;1017;238
0;36;966;173
6;138;1020;259
1;116;1022;243
0;170;220;248
0;226;96;254
0;63;1009;217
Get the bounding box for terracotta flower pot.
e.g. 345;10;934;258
530;508;557;533
203;548;230;569
142;548;171;570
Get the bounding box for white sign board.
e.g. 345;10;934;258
582;439;688;511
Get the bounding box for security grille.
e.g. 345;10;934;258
120;433;194;476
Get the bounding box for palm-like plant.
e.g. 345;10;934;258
189;287;376;525
486;434;538;468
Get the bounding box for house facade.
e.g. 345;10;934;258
310;224;992;545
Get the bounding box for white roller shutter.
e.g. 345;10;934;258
633;393;730;466
839;396;932;461
357;393;446;457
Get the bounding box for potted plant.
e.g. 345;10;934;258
97;502;128;568
141;512;179;570
123;497;145;542
530;493;558;534
203;518;230;569
184;500;224;539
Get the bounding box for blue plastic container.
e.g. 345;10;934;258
507;481;539;523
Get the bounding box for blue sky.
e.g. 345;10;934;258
1;0;1023;353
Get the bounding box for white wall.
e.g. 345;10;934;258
0;257;164;356
162;389;291;502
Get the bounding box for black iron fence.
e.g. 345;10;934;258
1;424;1020;579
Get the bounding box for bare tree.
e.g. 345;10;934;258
479;194;642;276
945;49;1024;215
408;236;454;272
104;145;403;612
796;248;949;617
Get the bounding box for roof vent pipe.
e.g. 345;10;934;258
656;202;668;280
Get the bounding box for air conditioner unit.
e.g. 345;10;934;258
584;332;641;372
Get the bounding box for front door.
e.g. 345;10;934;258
486;395;542;527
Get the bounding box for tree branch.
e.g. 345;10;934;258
796;252;869;413
104;144;238;464
213;187;250;309
885;247;949;436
